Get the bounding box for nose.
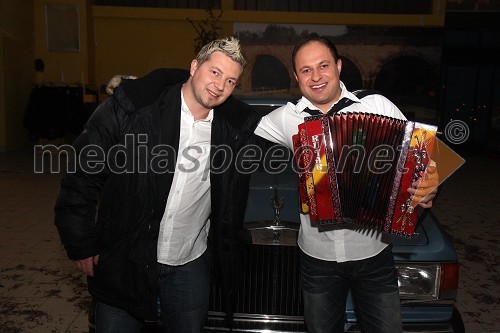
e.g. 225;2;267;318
311;69;322;82
213;77;224;92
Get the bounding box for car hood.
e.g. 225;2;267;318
243;171;457;262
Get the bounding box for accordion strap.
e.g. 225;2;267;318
302;89;380;117
352;89;379;99
325;97;355;116
326;89;379;116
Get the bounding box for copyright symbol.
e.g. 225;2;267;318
444;120;469;144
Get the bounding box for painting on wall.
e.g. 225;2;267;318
233;22;444;121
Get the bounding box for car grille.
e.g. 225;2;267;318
206;240;306;332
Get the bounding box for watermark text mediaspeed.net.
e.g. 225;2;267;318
34;134;432;177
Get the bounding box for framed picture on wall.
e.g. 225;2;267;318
45;3;80;52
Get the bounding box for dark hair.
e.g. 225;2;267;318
292;34;340;74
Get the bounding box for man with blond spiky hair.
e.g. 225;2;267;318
55;37;261;333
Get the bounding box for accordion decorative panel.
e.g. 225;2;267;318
292;113;437;237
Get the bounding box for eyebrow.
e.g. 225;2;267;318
298;60;331;71
210;65;238;82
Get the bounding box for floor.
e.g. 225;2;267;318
0;148;499;332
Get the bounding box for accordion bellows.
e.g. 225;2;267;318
292;112;437;238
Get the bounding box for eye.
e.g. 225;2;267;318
320;64;329;70
212;70;220;76
301;68;311;74
227;79;236;86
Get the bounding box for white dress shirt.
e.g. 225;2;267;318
254;82;406;262
157;92;213;266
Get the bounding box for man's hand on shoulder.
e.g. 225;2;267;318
106;75;137;95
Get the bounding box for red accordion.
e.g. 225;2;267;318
292;112;437;238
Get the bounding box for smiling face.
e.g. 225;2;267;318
293;40;343;113
183;51;241;116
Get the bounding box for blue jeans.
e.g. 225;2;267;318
95;302;142;333
158;252;210;332
300;246;402;333
95;252;210;333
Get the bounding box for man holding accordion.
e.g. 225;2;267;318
254;34;439;333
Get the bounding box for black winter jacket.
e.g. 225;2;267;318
54;68;262;320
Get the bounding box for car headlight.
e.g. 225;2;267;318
396;264;440;300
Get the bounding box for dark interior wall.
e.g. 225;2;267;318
0;0;35;151
440;12;500;150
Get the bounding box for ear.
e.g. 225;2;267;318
337;59;342;76
294;72;298;83
190;59;198;76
